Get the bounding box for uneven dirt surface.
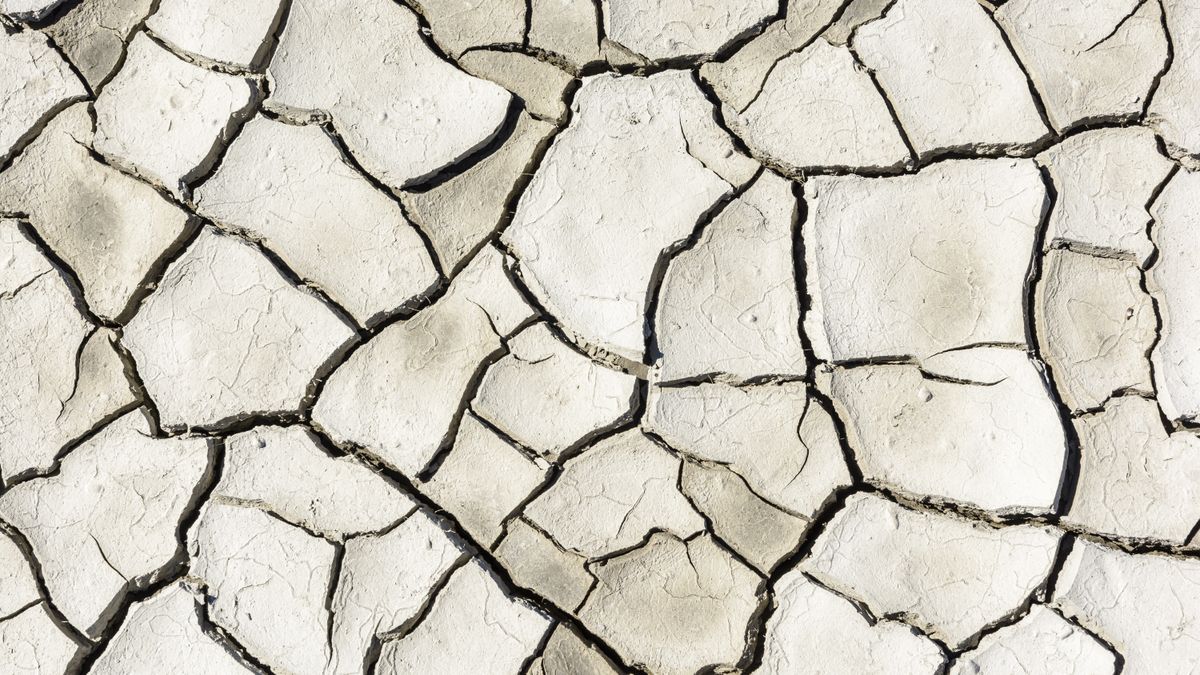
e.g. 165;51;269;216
2;0;1199;673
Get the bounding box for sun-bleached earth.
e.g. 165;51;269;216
1;0;1199;673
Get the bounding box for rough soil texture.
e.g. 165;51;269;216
1;0;1198;673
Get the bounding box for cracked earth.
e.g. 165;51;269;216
1;0;1199;673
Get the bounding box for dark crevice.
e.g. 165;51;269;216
109;215;204;326
484;413;642;553
734;0;858;115
16;219;108;329
595;0;834;79
643;424;809;521
322;541;345;670
691;71;761;164
949;580;1050;656
432;76;579;279
459;40;583;81
413;338;519;482
83;0;167;96
41;28;95;99
207;495;354;544
643;162;765;364
644;165;765;366
517;619;558;675
0;519;93;651
821;353;920;369
1141;0;1174;120
197;220;365;331
486;468;562;553
192;587;279;675
1185;519;1200;549
176;86;263;201
762;154;914;180
674;456;768;579
402;95;525;194
984;5;1057;136
1085;0;1149;52
0;90;87;175
915;369;1008;388
1;402;142;494
696;5;788;70
156;410;305;440
22;0;86;26
361;634;384;675
913;138;1046;169
372;552;469;647
1069;388;1158;418
792;179;821;378
845;37;918;168
1049;604;1127;673
1041;534;1076;601
800;571;877;624
1139;163;1179;431
1052;111;1145;139
805;388;865;487
501;258;648;378
583;526;683;568
140;28;265;77
303;424;640;673
858;480;1049;527
735;577;775;672
740;483;861;672
252;0;294;73
590;0;605;43
69;436;224;673
655;371;809;389
927;341;1029;356
859;479;1200;558
463;407;547;466
0;599;41;624
521;0;533;48
393;0;468;68
1024;165;1081;519
314;118;449;283
1045;238;1144;265
63;109;192;211
109;338;164;436
761;117;1188;182
258;100;329;125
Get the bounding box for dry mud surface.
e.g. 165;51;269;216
1;0;1199;673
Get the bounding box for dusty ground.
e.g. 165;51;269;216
1;0;1199;673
